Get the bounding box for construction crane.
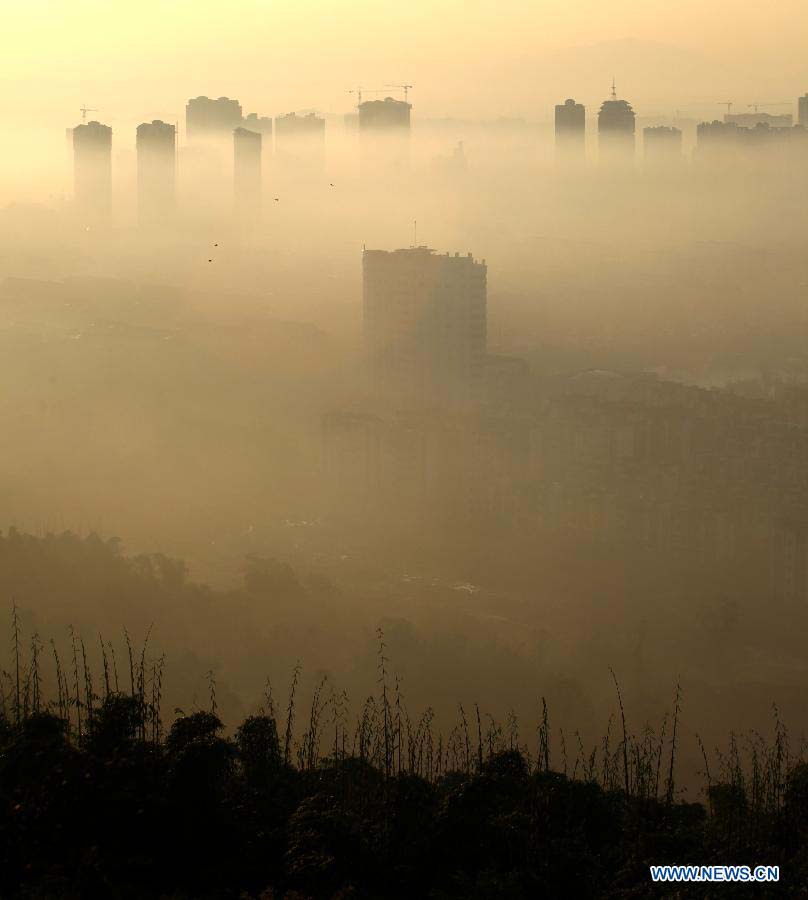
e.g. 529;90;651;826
79;105;98;122
347;87;388;108
747;102;791;113
717;101;733;114
385;83;413;103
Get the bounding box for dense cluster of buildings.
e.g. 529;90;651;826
554;86;808;169
314;240;808;606
69;91;417;222
68;85;808;220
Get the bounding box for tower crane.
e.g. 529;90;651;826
747;102;792;113
385;83;413;103
347;87;388;108
79;105;98;122
717;101;733;114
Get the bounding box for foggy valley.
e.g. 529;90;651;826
3;2;808;895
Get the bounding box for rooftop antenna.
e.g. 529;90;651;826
79;105;98;122
610;79;617;101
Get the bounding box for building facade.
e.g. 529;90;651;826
363;247;487;408
598;84;635;168
136;120;176;224
72;120;112;219
643;125;683;167
233;127;262;216
555;99;586;161
186;96;243;141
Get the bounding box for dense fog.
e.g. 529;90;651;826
3;62;808;795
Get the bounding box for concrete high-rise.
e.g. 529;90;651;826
72;120;112;219
358;96;412;173
136;120;176;224
363;247;487;408
274;111;325;142
242;113;273;136
554;99;585;161
643;126;682;168
598;82;635;168
186;96;243;141
358;97;411;132
799;94;808;128
725;111;792;129
233;127;262;217
274;112;325;173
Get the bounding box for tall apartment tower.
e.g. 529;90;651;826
358;97;411;131
72;120;112;219
363;247;487;408
358;97;412;172
598;81;635;168
643;125;683;168
799;94;808;128
274;112;326;172
242;113;273;137
186;96;243;141
554;99;586;162
136;120;176;224
233;127;262;217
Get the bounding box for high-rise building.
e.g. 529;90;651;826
643;126;682;168
799;94;808;128
358;97;411;132
555;98;585;161
242;113;273;136
358;97;412;172
186;96;243;141
274;112;325;173
274;111;325;141
233;127;262;217
363;247;487;408
136;120;176;224
694;119;807;168
725;111;792;129
598;82;635;168
72;120;112;218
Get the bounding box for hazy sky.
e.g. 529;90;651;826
4;0;807;129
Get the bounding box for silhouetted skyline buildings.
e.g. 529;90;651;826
64;86;808;218
233;127;262;217
358;97;412;132
799;94;808;128
598;82;635;167
363;246;487;409
695;118;808;166
136;119;176;224
186;96;243;141
274;112;326;173
72;120;112;219
554;98;586;161
643;125;682;167
725;111;792;129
